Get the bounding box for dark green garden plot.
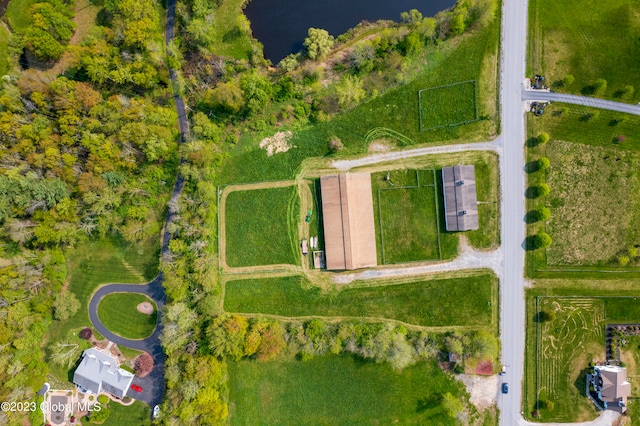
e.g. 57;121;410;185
228;355;496;426
419;81;478;130
225;186;299;267
224;273;497;328
371;169;445;264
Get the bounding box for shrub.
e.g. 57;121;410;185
537;157;550;171
616;135;626;143
563;74;575;86
79;328;93;340
328;136;344;154
134;352;154;377
527;233;552;250
538;132;549;145
618;255;630;266
97;395;108;405
593;79;607;96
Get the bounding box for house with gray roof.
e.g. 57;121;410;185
73;348;134;399
590;365;631;413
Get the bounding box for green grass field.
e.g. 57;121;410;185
217;12;501;184
6;0;37;31
97;293;157;340
228;355;494;426
528;0;640;102
0;25;9;76
224;185;299;267
372;169;441;264
525;293;640;422
83;401;150;426
46;237;159;380
224;272;497;328
419;81;478;130
210;0;254;60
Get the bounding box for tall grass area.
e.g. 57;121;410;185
528;0;640;102
224;186;300;267
224;272;497;328
524;284;640;422
217;11;501;184
97;293;157;340
525;107;640;278
46;237;159;379
228;355;494;425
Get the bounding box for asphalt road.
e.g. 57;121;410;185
523;90;640;116
497;0;529;423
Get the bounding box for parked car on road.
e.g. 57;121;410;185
502;383;509;394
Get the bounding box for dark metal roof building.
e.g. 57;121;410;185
442;165;479;231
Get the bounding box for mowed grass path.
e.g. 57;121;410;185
224;273;497;328
228;356;471;426
528;0;640;102
97;293;157;340
225;186;299;267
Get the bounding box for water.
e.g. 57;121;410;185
244;0;457;63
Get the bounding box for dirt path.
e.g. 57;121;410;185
333;237;503;284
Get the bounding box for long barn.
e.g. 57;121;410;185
442;165;479;231
320;173;377;270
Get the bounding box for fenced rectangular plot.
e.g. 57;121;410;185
419;81;478;131
372;170;441;264
224;185;299;267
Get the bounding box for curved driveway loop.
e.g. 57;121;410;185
87;0;188;412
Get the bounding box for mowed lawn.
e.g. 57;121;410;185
419;81;478;130
228;355;478;426
544;141;640;265
83;401;150;426
46;238;159;379
528;0;640;102
527;296;640;422
97;293;157;340
225;186;299;267
224;273;497;328
372;169;440;264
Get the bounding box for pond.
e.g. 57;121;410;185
244;0;457;63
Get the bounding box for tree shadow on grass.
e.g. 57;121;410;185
573;367;590;396
525;186;541;199
525;210;542;224
523;235;542;251
525;161;540;174
525;137;540;148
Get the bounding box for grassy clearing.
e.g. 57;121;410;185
224;272;497;328
6;0;36;31
224;185;299;267
217;13;501;184
372;169;441;264
210;0;254;60
545;141;640;265
419;81;478;130
228;355;487;426
524;292;640;422
46;237;159;380
0;25;9;75
528;0;640;102
97;293;157;340
83;401;150;426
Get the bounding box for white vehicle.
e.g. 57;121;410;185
500;365;507;375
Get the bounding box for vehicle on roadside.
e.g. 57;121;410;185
500;365;506;375
502;383;509;394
